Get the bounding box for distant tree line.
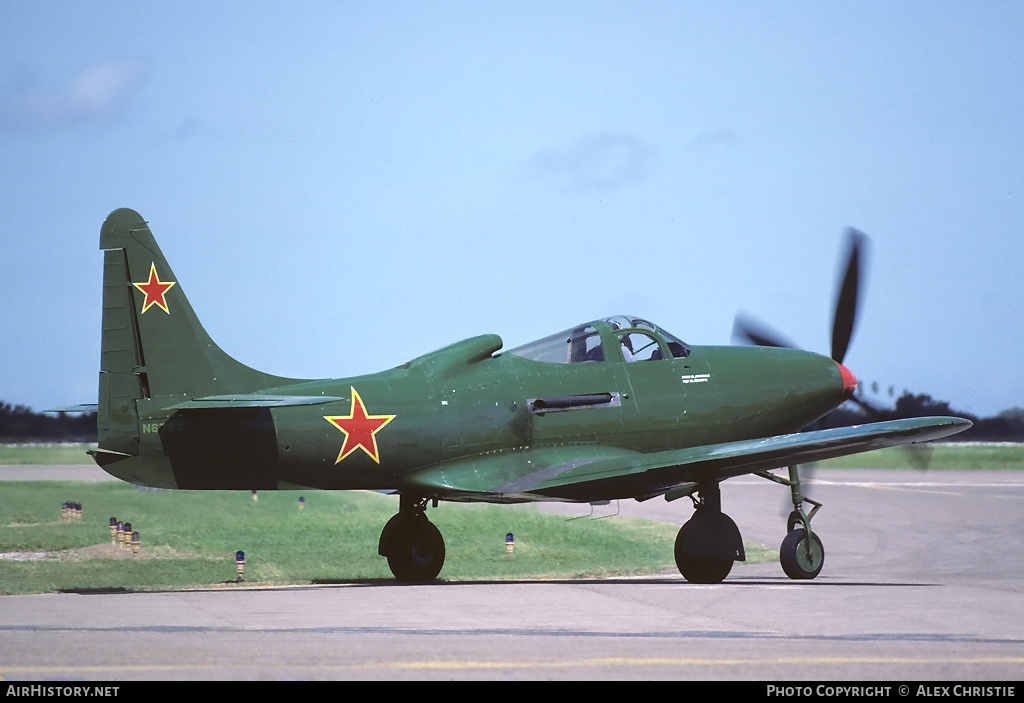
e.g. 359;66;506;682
820;393;1024;441
0;402;97;442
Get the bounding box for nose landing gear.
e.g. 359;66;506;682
758;465;826;580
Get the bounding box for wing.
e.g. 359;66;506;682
403;416;972;503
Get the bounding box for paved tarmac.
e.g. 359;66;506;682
1;465;1022;681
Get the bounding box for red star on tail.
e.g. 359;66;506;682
132;263;176;314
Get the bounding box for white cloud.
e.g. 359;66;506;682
0;58;150;133
530;132;655;190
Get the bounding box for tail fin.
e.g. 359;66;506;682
97;208;292;456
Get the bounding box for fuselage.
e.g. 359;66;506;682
105;331;849;493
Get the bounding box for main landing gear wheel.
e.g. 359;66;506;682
779;528;824;580
674;523;733;584
382;514;446;584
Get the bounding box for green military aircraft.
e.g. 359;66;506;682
84;208;970;584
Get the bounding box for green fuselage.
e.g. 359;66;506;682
110;336;846;495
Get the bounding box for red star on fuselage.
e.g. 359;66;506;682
324;388;396;464
132;263;176;314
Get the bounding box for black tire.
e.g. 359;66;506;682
780;528;824;580
386;517;445;584
674;523;733;584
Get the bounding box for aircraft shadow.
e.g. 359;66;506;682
56;575;940;595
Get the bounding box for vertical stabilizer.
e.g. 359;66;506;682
97;208;294;455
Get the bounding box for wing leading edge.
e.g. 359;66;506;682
403;416;972;503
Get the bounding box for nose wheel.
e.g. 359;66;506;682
780;528;825;579
757;465;826;580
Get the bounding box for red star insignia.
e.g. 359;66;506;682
132;262;176;314
324;388;396;464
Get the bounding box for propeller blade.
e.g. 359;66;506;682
831;228;867;364
732;313;797;349
907;443;934;471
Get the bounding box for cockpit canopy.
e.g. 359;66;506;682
508;316;691;364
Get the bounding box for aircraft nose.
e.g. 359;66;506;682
837;362;858;398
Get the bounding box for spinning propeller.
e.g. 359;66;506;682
732;227;867;369
732;228;931;471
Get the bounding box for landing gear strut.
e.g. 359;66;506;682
758;465;825;580
378;495;446;583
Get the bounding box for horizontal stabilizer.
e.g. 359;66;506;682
87;447;133;458
44;404;99;414
156;394;344;414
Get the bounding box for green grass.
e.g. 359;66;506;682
815;443;1024;470
1;481;757;594
0;443;95;465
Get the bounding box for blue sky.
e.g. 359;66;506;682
2;1;1022;417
